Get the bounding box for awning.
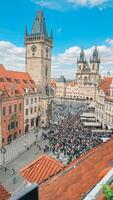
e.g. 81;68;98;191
83;122;101;127
80;113;95;118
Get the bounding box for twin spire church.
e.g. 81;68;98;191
76;46;101;85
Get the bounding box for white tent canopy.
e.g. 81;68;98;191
83;122;101;127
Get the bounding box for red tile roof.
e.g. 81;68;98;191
105;97;113;102
50;80;56;88
20;155;64;184
40;139;113;200
0;64;36;97
99;77;113;95
66;81;77;87
0;184;10;200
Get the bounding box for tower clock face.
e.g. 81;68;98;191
31;44;37;52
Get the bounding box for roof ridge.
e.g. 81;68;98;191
20;155;64;173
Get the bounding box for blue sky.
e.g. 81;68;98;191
0;0;113;79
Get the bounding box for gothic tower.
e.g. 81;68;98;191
76;48;90;84
25;11;53;95
90;46;100;85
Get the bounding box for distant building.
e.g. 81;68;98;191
55;76;66;98
51;47;100;101
76;46;101;85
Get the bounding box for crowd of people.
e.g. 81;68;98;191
42;102;108;163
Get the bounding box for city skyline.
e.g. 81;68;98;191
0;0;113;79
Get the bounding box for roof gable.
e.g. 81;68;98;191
0;184;10;200
40;139;113;200
20;155;64;184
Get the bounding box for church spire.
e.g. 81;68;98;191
78;48;86;63
32;11;48;38
90;46;100;63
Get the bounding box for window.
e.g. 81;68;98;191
11;121;15;129
26;99;29;105
31;118;34;127
35;97;37;103
16;121;18;128
3;107;6;116
9;106;12;114
45;67;48;77
30;80;34;84
31;98;33;104
15;79;20;83
26;109;28;115
2;138;4;143
19;103;22;111
0;77;4;82
19;130;21;134
23;80;28;84
31;108;33;114
15;90;19;94
14;105;17;113
6;77;12;82
8;124;10;131
46;47;49;57
34;106;37;113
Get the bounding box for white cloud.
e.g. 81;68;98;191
52;41;113;79
0;40;113;80
0;41;25;71
33;0;112;10
68;0;108;7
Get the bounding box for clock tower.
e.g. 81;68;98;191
25;11;53;95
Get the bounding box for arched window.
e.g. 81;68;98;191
46;47;49;57
84;76;88;84
92;64;95;70
45;66;48;77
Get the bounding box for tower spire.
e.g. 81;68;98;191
90;45;100;63
32;11;48;38
79;47;85;62
25;25;28;36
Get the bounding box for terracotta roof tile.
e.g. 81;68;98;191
99;77;113;95
40;139;113;200
20;155;64;184
0;64;36;97
0;184;10;200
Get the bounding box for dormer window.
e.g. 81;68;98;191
15;79;20;83
6;77;12;82
0;77;4;82
23;80;28;84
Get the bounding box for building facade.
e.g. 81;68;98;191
76;46;101;85
24;95;40;133
95;77;113;129
0;64;41;147
25;11;53;127
51;47;100;101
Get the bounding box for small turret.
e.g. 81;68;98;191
50;29;53;40
25;25;28;36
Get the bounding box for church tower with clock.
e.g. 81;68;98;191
25;11;53;127
25;11;53;95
